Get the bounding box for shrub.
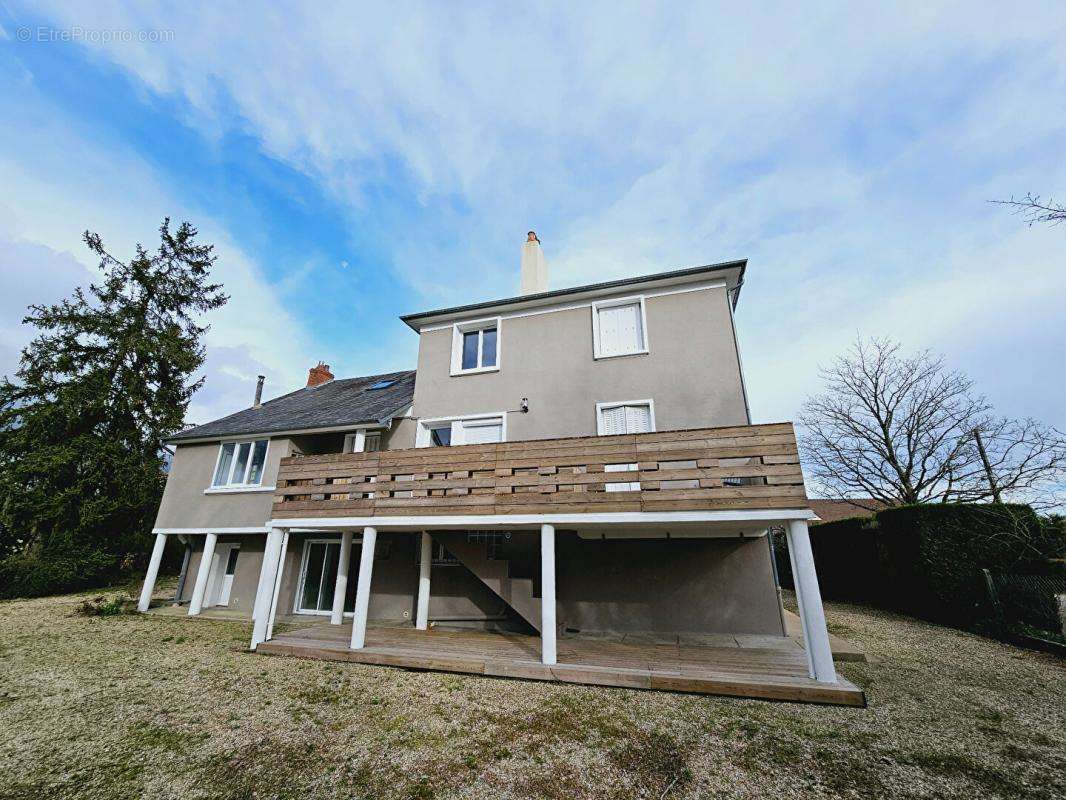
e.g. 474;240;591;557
74;594;137;616
789;503;1062;636
873;504;1051;627
0;544;126;599
807;516;878;602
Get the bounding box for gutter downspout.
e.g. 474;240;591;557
726;280;752;425
730;278;788;636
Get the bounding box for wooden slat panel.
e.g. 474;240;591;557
271;423;811;518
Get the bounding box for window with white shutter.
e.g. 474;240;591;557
416;414;506;447
596;400;655;491
592;297;648;359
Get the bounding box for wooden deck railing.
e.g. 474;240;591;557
271;422;809;519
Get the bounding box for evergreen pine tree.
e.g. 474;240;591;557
0;219;227;596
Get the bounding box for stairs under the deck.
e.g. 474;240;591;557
433;533;544;633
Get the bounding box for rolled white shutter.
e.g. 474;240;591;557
462;421;503;444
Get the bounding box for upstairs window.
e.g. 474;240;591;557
592;297;648;359
212;439;269;487
450;317;501;375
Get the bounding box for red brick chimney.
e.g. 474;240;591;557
306;361;334;387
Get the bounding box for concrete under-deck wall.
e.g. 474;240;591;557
175;530;783;637
554;533;784;636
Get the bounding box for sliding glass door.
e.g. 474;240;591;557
295;539;358;615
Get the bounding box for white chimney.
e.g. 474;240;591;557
520;231;548;295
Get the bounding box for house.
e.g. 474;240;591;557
138;233;862;705
808;499;886;524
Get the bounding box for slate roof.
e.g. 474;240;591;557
400;259;747;328
168;370;416;442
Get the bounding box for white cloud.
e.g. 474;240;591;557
7;0;1066;433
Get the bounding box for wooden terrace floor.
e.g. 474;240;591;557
257;624;866;706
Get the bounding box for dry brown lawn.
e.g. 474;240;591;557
0;581;1063;799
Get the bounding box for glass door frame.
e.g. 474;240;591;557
292;536;361;616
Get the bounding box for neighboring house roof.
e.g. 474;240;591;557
809;499;887;524
167;370;416;443
400;259;747;330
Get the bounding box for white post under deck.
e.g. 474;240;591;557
350;526;377;649
786;519;836;683
266;530;289;641
540;523;557;666
250;528;285;650
188;532;217;616
416;531;432;630
330;531;353;625
137;532;167;612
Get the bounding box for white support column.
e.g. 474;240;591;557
251;533;272;622
540;523;557;666
188;533;217;616
350;526;377;649
266;530;289;641
786;519;836;683
330;531;353;625
415;532;432;630
137;533;167;612
250;528;285;649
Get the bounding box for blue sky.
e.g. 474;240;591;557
0;2;1064;433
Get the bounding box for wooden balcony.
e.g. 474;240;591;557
272;422;810;521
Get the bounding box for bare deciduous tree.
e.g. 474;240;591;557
800;337;1065;508
992;193;1066;226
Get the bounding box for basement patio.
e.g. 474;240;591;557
257;621;866;706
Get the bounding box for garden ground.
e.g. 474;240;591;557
0;581;1062;799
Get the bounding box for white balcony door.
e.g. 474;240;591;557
598;401;655;491
417;415;505;447
598;404;653;436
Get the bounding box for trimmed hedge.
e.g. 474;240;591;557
776;503;1062;632
874;504;1051;628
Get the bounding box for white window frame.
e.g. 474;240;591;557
591;295;649;360
343;429;383;453
415;412;507;447
206;438;271;492
450;316;502;376
595;399;657;435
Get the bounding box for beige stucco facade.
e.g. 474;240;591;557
409;284;748;437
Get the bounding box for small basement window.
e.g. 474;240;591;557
212;439;269;487
450;317;501;375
